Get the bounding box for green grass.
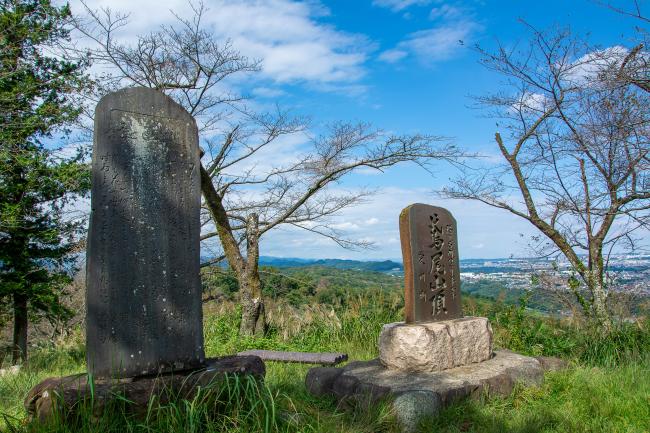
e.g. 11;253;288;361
1;293;649;433
422;363;650;433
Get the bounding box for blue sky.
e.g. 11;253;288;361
72;0;645;260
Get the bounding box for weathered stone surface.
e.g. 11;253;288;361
400;204;462;323
305;367;344;397
25;355;265;422
379;317;493;372
348;350;543;403
535;356;568;372
237;350;348;365
306;350;544;432
353;382;391;409
332;374;360;400
86;87;204;378
392;391;441;433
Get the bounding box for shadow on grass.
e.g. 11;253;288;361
418;397;567;433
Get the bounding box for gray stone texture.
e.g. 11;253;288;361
305;350;544;432
305;367;344;397
25;356;265;422
392;391;441;433
86;87;204;378
379;317;493;372
535;356;569;372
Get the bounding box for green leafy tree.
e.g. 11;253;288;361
0;0;90;363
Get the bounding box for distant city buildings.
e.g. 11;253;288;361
458;256;650;296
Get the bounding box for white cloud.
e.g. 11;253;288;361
259;186;537;260
331;221;360;230
379;22;475;64
50;140;90;160
251;87;286;98
72;0;370;86
377;0;480;65
373;0;432;12
566;46;631;84
510;91;551;114
378;49;408;63
429;4;462;20
217;131;310;177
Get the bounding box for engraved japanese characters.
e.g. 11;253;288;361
399;204;462;323
86;88;205;378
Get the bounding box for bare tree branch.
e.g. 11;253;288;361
444;22;650;329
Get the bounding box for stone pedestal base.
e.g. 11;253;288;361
25;355;265;423
306;350;553;432
379;317;493;372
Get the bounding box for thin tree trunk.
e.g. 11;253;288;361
238;271;265;336
590;278;612;333
239;213;266;336
200;164;267;336
588;248;612;332
12;293;28;364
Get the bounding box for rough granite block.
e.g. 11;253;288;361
379;316;493;372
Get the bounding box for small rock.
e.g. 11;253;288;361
0;365;21;377
392;390;442;433
305;367;343;397
331;374;360;399
535;356;568;372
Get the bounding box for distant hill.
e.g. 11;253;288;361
258;256;403;273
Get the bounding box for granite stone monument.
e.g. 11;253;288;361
379;204;492;372
86;87;205;378
305;203;553;431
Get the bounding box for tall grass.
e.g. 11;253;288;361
1;291;649;432
3;373;297;433
466;293;650;367
203;289;402;360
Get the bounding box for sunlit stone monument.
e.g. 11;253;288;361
379;204;492;371
305;203;550;432
400;204;462;322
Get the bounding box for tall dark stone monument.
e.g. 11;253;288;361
399;203;462;323
86;87;205;378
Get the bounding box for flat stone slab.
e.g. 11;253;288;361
379;317;493;372
237;350;348;365
25;355;265;423
306;350;544;432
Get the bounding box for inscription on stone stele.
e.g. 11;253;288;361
86;87;205;378
399;204;462;323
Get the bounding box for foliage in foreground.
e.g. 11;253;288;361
4;374;292;433
1;293;649;432
0;0;90;364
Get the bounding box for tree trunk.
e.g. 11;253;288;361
239;213;266;336
200;164;266;337
590;279;612;333
238;271;266;336
12;293;28;364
